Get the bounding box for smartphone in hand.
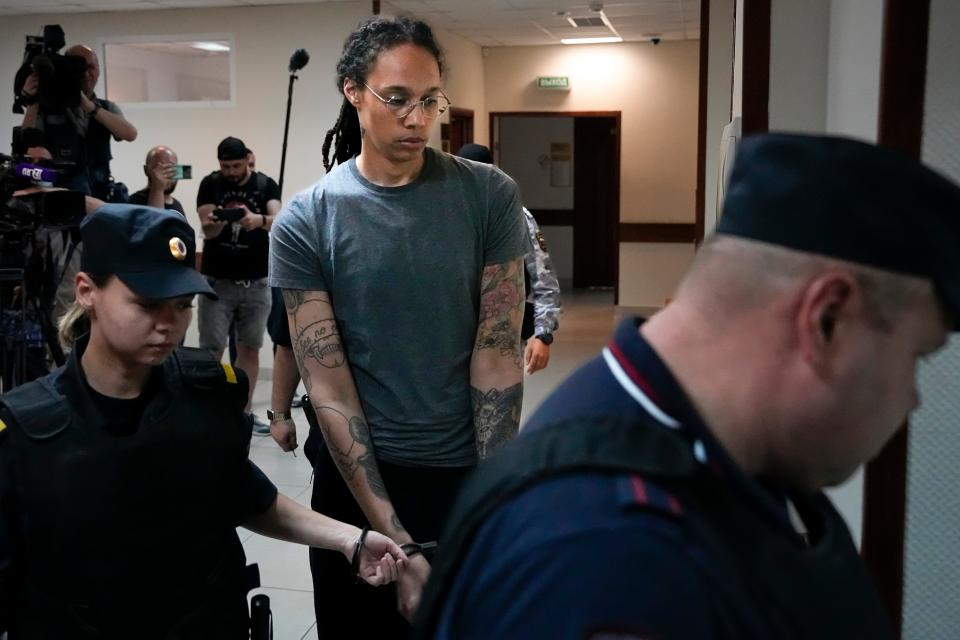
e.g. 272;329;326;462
212;207;244;222
173;164;192;180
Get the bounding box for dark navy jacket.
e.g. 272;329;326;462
429;317;888;639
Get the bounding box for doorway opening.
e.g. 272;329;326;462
490;111;621;298
443;107;475;154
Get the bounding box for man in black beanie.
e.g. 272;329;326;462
414;133;960;640
196;136;281;434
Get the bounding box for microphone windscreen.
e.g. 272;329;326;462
289;48;310;72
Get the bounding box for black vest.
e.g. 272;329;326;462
413;416;894;639
85;98;115;200
1;347;253;639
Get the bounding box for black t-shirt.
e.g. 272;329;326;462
83;372;155;437
197;171;280;280
128;189;186;217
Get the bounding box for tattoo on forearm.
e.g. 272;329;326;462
472;382;523;459
391;513;406;536
350;416;388;500
313;405;389;501
313;406;358;479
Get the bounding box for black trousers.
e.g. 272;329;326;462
309;442;472;639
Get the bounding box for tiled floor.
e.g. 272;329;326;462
240;289;618;638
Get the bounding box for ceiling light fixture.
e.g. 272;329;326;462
192;42;230;52
561;36;623;45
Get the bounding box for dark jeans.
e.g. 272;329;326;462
309;442;472;639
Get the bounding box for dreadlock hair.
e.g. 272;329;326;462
322;15;446;172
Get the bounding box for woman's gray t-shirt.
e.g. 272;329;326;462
269;149;527;467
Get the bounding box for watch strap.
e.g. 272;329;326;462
267;409;292;422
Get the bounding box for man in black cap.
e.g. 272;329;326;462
413;133;960;639
197;136;281;434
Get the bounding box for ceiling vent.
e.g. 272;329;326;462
569;16;606;27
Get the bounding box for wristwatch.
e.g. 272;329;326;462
267;409;292;422
535;333;554;345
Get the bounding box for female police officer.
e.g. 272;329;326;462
0;204;405;638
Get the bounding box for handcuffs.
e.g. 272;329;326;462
350;526;438;582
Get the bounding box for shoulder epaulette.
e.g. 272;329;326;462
0;376;71;440
175;347;231;390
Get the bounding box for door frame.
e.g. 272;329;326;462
489;110;621;299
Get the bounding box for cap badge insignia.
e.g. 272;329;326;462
169;237;188;261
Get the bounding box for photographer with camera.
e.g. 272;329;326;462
19;43;137;200
198;136;281;435
129;145;186;216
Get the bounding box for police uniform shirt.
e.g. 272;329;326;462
522;208;561;338
432;317;807;639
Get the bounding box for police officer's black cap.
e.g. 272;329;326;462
716;133;960;327
217;136;250;161
81;204;217;300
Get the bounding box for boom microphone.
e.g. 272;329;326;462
289;48;310;73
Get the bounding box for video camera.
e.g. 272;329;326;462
12;24;87;114
0;127;85;246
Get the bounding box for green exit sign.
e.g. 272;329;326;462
537;76;570;90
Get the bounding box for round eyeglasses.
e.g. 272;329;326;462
361;82;451;119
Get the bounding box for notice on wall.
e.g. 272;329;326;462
550;142;572;187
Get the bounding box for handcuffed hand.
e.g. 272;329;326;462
396;553;431;621
356;530;408;587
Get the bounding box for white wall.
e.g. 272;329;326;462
703;0;735;236
768;0;830;133
620;242;696;309
732;0;744;118
498;116;574;210
433;27;488;148
825;0;883;141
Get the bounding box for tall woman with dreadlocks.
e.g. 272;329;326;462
270;15;529;638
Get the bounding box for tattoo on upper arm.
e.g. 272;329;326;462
472;382;523;459
475;261;524;368
313;405;389;501
283;290;345;391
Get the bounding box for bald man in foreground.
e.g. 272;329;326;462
415;133;960;640
19;44;137;199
